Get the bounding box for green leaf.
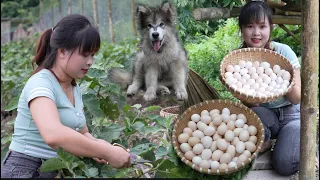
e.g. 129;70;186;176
156;146;167;159
114;167;134;178
4;96;19;111
98;123;123;143
83;167;99;178
130;143;157;156
132;104;142;110
144;105;161;112
40;158;67;172
82;94;105;118
139;149;156;161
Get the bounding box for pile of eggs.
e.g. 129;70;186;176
178;108;259;171
224;60;291;97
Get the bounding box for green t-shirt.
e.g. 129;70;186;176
9;69;86;159
260;41;301;108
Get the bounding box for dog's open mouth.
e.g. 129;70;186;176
152;40;163;52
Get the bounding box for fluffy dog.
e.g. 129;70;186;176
108;1;188;101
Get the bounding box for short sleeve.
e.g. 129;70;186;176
274;42;301;69
23;74;56;104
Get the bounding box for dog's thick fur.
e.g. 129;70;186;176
108;1;188;101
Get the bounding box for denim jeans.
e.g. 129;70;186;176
251;104;300;176
1;150;58;178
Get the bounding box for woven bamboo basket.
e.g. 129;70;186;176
220;48;295;105
172;99;265;175
160;106;179;121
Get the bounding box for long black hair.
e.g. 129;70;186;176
32;14;101;86
238;0;273;49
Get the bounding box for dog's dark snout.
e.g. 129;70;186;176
152;32;159;38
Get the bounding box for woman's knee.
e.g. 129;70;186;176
273;158;299;176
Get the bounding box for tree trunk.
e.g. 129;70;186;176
131;0;137;37
50;0;54;27
80;0;84;16
39;0;43;30
58;0;61;20
68;0;71;15
92;0;99;31
299;0;318;179
108;0;115;44
193;7;301;25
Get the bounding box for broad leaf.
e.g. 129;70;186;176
4;96;19;111
83;167;99;178
98;123;123;143
40;158;67;172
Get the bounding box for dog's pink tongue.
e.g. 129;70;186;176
153;41;160;52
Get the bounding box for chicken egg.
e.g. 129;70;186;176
236;141;245;154
282;71;291;81
242;150;251;158
260;62;270;69
201;115;212;124
228;161;237;168
185;151;196;160
256;67;264;74
201;110;210;116
191;114;201;122
197;121;207;131
227;121;235;130
210;141;217;152
248;136;257;144
222;108;231;115
224;130;235;142
211;161;220;170
188;121;197;131
226;145;236;159
251;72;259;80
199;160;211;169
212;150;224;161
283;80;290;86
201;149;212;160
188;137;200;147
193;143;204;154
250;83;260;90
212;115;223;126
216;139;229;151
270;73;277;81
178;133;190;143
201;136;213;149
240;68;248;75
276;76;283;84
253;61;260;68
265;67;273;76
273;65;281;73
230;114;237;121
245;61;253;69
243;73;251;80
192;130;204;139
226;65;234;73
217;122;228;135
234;65;241;73
239;60;246;68
235;119;245;128
192;156;202;165
220;153;232;164
210;109;220;116
183;127;193;136
247;125;257;136
203;126;216;136
239;130;250;142
245;141;257;152
180;143;192;153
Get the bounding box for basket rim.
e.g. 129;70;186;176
172;99;265;175
219;47;296;104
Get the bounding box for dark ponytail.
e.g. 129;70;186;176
31;14;101;86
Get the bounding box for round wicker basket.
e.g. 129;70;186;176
160;106;179;121
172;99;265;175
220;48;296;105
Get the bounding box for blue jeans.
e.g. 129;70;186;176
252;104;300;176
1;150;58;178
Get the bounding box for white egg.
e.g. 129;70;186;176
226;65;234;73
183;127;193;136
251;72;259;80
246;89;256;96
248;67;256;75
276;76;283;84
234;65;241;73
225;72;233;79
232;157;238;163
243;84;250;90
231;137;240;146
230;114;237;121
201;149;212;160
245;61;253;69
245;141;257;152
191;114;201;122
235;119;245;128
248;136;257;144
230;84;237;90
277;69;285;77
273;65;281;73
242;150;252;158
232;72;241;80
222;108;231;115
282;71;291;81
265;67;273;76
239;78;247;85
260;83;268;89
260;62;270;69
265;86;273;92
178;133;190;143
227;121;236;130
216;139;229;151
247;125;257;136
283;80;290;86
269;80;277;87
217;122;228;136
250;83;260;90
228;161;237;168
239;60;246;68
193;143;204;154
220;153;232;164
197;121;208;131
188;137;201;147
209;109;220;116
185;151;196;160
201;115;212;124
192;130;204;139
180;143;192;153
243;124;248;130
212;150;224;161
222;114;230;123
239;68;248;75
253;61;260;68
246;79;255;86
256;67;264;74
270;73;277;81
211;161;220;170
236;82;243;89
212;115;223;126
192;156;202;165
256;77;263;85
239;130;250;142
226;77;235;85
263;76;271;84
280;84;288;90
236;141;245;154
224;130;235;142
210;141;217;152
203;126;216;136
201;110;210;116
243;73;251;80
257;87;266;93
237;114;247;123
188;121;197;131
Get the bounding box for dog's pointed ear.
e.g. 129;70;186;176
136;4;150;15
161;1;174;14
